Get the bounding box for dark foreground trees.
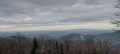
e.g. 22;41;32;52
0;34;120;54
31;37;38;54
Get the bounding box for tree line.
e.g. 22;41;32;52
0;33;120;54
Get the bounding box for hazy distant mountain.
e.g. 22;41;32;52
0;29;113;38
65;29;113;34
58;33;96;41
58;31;120;45
0;29;120;47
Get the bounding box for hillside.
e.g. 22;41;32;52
58;32;120;45
0;29;113;38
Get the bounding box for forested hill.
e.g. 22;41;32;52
0;29;113;38
58;31;120;47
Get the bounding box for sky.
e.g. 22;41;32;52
0;0;117;32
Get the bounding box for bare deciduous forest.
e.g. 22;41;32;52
0;33;120;54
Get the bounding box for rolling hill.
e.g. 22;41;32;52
58;32;120;45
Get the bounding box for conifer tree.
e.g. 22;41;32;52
31;37;38;54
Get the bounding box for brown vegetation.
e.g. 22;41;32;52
0;34;120;54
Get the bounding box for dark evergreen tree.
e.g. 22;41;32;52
31;37;38;54
60;44;64;54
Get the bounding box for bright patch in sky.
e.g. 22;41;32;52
24;17;32;21
0;26;10;29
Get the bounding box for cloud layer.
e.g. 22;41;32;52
0;0;115;29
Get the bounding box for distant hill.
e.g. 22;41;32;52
58;31;120;45
58;33;96;41
0;29;120;47
0;29;113;38
65;29;113;34
95;32;120;45
58;33;82;41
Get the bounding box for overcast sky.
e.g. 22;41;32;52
0;0;117;31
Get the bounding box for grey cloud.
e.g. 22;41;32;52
0;0;115;28
80;0;113;5
26;0;79;6
0;0;79;16
59;16;108;23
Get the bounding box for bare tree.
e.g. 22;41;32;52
7;33;31;54
111;0;120;29
0;33;119;54
96;40;111;54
